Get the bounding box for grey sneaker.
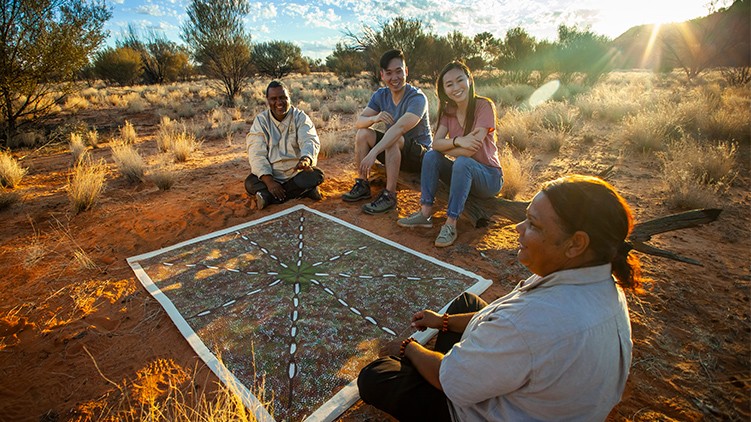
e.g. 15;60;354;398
435;224;457;247
397;211;433;228
255;191;267;210
342;178;371;202
362;190;397;214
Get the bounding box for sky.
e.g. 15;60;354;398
104;0;724;60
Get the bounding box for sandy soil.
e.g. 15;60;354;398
0;105;749;421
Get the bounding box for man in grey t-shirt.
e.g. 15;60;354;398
341;49;432;214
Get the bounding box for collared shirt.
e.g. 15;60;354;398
246;107;320;182
440;264;633;421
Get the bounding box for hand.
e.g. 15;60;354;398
359;152;377;176
295;156;312;171
378;338;403;357
374;111;394;126
262;177;286;202
456;132;482;153
411;310;442;331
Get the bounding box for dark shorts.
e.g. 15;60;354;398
374;131;426;173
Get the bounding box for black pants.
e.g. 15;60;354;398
244;168;324;204
357;292;488;421
373;131;426;174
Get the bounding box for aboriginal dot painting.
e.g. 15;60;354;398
127;205;492;421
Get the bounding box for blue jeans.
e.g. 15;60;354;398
420;150;503;219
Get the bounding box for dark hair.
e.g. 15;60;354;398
542;175;645;291
435;61;494;137
379;49;405;70
266;80;288;97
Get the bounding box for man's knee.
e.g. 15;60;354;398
355;128;375;147
245;174;262;196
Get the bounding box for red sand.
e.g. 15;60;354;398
1;118;749;421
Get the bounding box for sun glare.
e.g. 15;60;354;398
593;0;710;38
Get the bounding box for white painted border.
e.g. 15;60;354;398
128;205;492;422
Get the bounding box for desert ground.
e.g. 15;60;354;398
0;71;749;421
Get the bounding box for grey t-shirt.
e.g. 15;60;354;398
366;84;432;148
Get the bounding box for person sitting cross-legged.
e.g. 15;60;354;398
358;175;644;422
245;80;324;210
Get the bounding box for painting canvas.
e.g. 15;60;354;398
127;205;492;421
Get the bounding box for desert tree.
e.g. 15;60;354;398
93;46;143;86
661;0;750;81
326;43;366;77
0;0;111;146
473;32;503;69
443;31;483;69
252;40;307;78
345;17;434;83
120;25;191;84
181;0;254;106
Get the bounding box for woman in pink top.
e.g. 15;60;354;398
397;61;503;247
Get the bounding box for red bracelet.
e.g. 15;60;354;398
399;337;416;357
442;313;449;332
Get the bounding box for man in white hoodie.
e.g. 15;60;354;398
245;80;324;210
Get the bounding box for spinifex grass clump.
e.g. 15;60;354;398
0;151;27;188
659;136;738;209
498;148;532;200
171;131;201;162
111;143;146;183
68;158;107;214
70;133;88;164
120;120;138;144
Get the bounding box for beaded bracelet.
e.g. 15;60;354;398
399;337;416;357
442;313;449;332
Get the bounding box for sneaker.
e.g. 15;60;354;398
362;190;397;214
306;186;323;201
342;178;371;202
255;192;267;210
435;224;457;247
397;211;433;228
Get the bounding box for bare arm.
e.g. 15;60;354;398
403;342;445;390
355;107;393;129
432;126;488;157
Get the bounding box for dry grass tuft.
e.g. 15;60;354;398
86;129;100;148
171;131;201;162
111;143;146;183
148;161;177;191
318;131;353;158
0;151;28;188
619;103;685;153
70;133;88;164
68;158;107;214
498;109;538;151
498;147;533;199
658;137;737;209
77;354;270;422
120;120;138;144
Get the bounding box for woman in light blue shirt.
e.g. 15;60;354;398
358;175;645;421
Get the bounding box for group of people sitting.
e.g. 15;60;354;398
245;49;503;248
245;49;644;421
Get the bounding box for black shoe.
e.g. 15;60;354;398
342;178;371;202
362;189;397;214
306;186;323;201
